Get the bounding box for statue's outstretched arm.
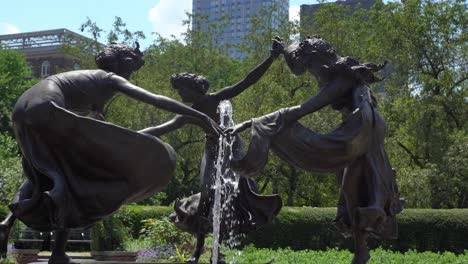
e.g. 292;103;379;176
111;75;222;136
213;38;284;101
213;54;277;101
225;119;252;134
139;115;185;137
140;115;205;137
285;77;351;123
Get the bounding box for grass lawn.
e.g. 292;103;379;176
196;246;468;264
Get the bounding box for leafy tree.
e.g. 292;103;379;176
0;48;33;135
3;1;464;209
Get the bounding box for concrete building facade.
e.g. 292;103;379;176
0;29;93;78
192;0;289;59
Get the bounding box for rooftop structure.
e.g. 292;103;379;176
0;28;97;78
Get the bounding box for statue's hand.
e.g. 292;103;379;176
225;120;252;135
202;115;224;137
271;36;286;58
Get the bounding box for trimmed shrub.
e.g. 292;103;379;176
113;206;468;253
394;209;468;253
246;207;468;253
90;215;130;251
245;207;343;250
114;206;173;238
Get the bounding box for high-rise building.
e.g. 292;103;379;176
192;0;289;59
300;0;375;38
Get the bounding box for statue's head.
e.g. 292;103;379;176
95;42;145;79
169;194;211;234
171;72;209;103
284;35;337;75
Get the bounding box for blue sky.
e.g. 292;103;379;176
1;0;316;48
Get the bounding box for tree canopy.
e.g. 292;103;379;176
0;0;466;208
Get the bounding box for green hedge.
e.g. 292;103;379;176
114;205;173;238
116;206;468;253
246;207;468;254
3;205;466;253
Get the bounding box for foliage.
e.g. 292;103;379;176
219;245;468;264
135;244;177;263
114;206;173;238
0;48;30;209
0;48;33;135
0;205;7;219
90;215;130;251
115;206;468;253
56;1;468;209
301;0;467;208
139;217;193;262
123;239;153;252
0;133;22;206
0;0;465;210
140;217;192;248
247;207;468;253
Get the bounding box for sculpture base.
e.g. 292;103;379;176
13;249;40;264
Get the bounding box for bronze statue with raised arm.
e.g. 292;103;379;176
229;36;404;264
0;43;222;263
141;38;284;264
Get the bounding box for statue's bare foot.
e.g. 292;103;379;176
49;253;78;264
351;251;370;264
0;223;10;259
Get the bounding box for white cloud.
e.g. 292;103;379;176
0;22;20;35
148;0;192;40
289;5;300;22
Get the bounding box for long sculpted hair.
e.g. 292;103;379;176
95;42;145;75
296;36;387;84
170;72;210;95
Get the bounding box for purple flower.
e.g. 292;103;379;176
137;244;177;261
7;245;15;252
138;248;159;258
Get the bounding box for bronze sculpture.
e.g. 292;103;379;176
229;36;404;264
141;39;284;263
0;43;222;263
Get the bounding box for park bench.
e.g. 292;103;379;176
13;227;91;251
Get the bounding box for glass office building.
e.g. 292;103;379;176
192;0;289;59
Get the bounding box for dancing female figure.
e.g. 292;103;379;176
0;43;222;263
141;39;284;263
229;36;403;264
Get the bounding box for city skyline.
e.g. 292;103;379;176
1;0;316;49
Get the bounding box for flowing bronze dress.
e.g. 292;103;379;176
10;70;176;231
232;60;403;239
171;96;282;240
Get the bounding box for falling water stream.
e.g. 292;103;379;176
211;100;239;264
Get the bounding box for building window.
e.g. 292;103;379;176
41;61;50;77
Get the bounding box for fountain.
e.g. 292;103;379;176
211;100;239;264
169;100;282;264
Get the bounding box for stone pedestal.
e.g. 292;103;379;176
14;249;40;264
